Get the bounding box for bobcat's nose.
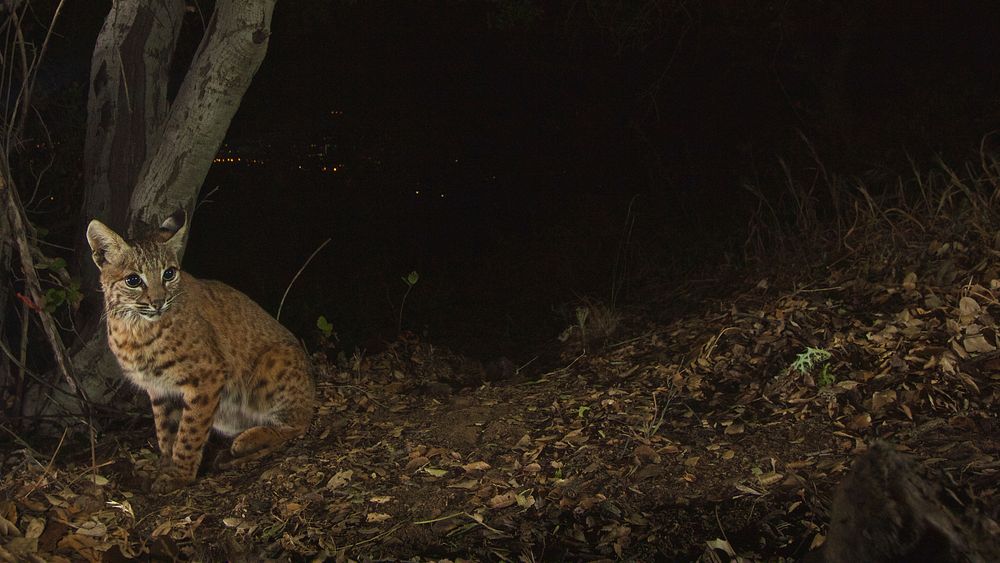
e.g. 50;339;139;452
150;297;166;311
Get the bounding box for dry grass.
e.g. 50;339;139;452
743;136;1000;280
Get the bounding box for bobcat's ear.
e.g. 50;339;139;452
87;220;128;269
157;210;188;255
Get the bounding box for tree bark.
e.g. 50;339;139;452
128;0;277;247
78;0;185;334
78;0;275;334
82;0;186;237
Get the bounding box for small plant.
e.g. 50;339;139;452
790;347;836;386
316;315;334;338
639;388;676;438
37;256;83;318
397;270;419;334
817;363;836;387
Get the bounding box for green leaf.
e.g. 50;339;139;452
316;315;333;337
43;288;66;312
49;257;67;271
402;271;420;286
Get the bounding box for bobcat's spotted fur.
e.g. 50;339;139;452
87;213;314;492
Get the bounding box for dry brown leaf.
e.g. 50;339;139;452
871;389;897;412
23;517;44;540
487;491;518;509
633;445;661;464
0;515;20;537
959;296;981;320
963;333;996;354
724;423;745;435
57;534;100;563
447;479;480;490
366;513;392;523
325;469;353;490
404;456;429;472
756;472;783;486
846;413;871;431
3;537;38;560
461;461;491;472
75;520;106;538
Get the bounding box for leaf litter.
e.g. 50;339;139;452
2;234;999;561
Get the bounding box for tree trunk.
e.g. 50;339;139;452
127;0;277;248
78;0;185;336
70;0;277;402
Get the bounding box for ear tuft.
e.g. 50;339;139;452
86;220;127;269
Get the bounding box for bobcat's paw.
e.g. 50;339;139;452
151;466;194;493
156;453;174;470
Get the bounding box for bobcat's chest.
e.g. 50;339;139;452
107;321;181;395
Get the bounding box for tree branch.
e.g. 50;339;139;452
1;173;90;411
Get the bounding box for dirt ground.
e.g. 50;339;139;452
2;245;999;561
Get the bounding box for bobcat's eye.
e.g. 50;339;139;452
124;274;143;288
163;267;177;282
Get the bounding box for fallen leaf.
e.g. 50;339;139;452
846;413;871;431
959;296;981;320
871;390;897;412
366;513;392;523
633;445;661;464
706;537;737;556
325;469;353;490
487;492;517;509
404;456;429;472
75;520;107;538
963;333;996;353
0;514;20;537
461;461;491;472
724;423;745;435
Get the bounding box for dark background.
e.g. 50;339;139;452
24;0;1000;357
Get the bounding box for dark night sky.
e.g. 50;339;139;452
31;1;1000;354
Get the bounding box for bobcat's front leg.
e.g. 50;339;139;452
148;393;182;466
152;381;221;493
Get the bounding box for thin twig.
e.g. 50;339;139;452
16;0;67;138
276;238;331;321
0;423;42;458
0;193;86;406
343;522;404;549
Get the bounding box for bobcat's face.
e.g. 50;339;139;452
101;245;182;321
87;214;187;323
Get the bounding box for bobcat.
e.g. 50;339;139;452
87;212;314;493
